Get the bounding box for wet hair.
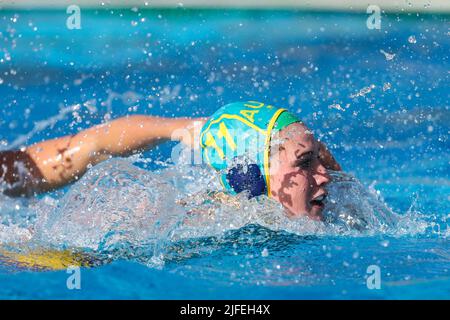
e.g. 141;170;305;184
0;150;44;197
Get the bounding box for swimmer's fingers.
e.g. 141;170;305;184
318;141;341;171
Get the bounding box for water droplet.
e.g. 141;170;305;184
382;82;392;91
328;103;345;111
380;49;395;61
380;240;390;247
350;85;375;98
408;35;417;44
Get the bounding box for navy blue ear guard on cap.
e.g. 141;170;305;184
226;163;267;198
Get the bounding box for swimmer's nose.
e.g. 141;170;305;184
314;163;331;187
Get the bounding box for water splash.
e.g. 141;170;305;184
0;155;436;268
408;35;417;44
0;103;95;151
349;84;376;98
380;49;396;61
328;103;346;112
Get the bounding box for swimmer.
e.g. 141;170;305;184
0;101;340;221
198;101;340;221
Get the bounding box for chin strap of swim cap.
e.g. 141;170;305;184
200;101;300;198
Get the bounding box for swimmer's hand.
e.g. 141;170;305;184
176;118;207;150
317;140;341;171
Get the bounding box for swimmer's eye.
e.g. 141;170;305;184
295;156;313;169
294;152;320;170
297;159;312;169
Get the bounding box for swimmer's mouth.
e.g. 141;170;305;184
310;193;327;208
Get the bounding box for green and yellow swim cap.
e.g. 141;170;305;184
200;101;300;198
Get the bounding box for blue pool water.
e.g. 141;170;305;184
0;9;449;299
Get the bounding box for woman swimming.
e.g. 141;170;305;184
0;100;340;221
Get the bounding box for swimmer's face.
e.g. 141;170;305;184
269;123;330;220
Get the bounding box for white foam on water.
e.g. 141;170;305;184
0;154;440;267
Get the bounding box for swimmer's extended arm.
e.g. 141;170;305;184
25;115;204;193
